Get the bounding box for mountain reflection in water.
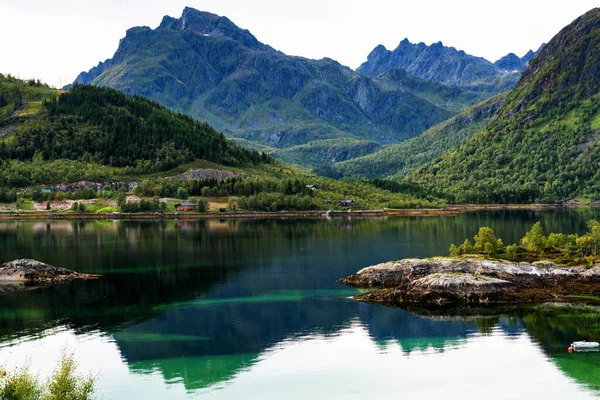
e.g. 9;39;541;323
0;211;600;399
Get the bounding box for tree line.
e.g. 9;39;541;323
450;221;600;265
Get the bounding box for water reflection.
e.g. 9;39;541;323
1;211;600;398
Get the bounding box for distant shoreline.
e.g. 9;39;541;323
0;203;597;221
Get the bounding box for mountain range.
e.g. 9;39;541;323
338;7;600;203
359;39;542;94
73;7;538;171
69;6;600;203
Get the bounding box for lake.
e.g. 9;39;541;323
1;210;600;399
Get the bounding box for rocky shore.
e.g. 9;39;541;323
339;257;600;307
0;259;99;292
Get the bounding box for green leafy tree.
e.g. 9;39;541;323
577;234;597;258
473;227;503;256
548;233;568;251
457;239;474;255
176;187;189;200
586;219;600;257
521;222;548;253
227;198;237;211
195;198;209;212
505;244;519;260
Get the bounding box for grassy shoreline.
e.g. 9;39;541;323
0;203;598;221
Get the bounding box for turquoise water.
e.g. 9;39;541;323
1;211;600;399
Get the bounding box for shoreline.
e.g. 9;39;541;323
0;203;598;221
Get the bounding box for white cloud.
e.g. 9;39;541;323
0;0;597;88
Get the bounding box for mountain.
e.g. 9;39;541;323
494;44;545;72
494;53;525;71
409;8;600;203
73;8;495;169
326;93;505;179
359;39;540;95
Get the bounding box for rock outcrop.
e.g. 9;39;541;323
40;170;238;194
340;257;600;307
172;168;239;181
41;181;138;193
0;259;99;288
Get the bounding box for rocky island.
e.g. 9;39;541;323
341;221;600;307
0;259;99;292
340;257;600;307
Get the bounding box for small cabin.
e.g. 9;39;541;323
176;202;197;212
306;184;318;191
338;200;355;208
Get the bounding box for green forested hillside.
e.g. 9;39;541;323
0;74;55;120
328;94;505;179
409;8;600;203
0;76;442;210
0;82;268;187
272;139;382;171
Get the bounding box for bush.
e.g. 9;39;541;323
0;361;42;400
101;186;114;199
0;348;96;400
95;207;118;214
46;348;95;400
449;244;459;256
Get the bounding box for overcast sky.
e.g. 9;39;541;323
1;0;598;88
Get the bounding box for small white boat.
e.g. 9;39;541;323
571;341;600;349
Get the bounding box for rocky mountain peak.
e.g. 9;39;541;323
367;44;389;59
157;7;266;50
494;53;523;71
359;38;504;88
521;50;536;64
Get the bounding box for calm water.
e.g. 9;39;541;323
1;210;600;399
